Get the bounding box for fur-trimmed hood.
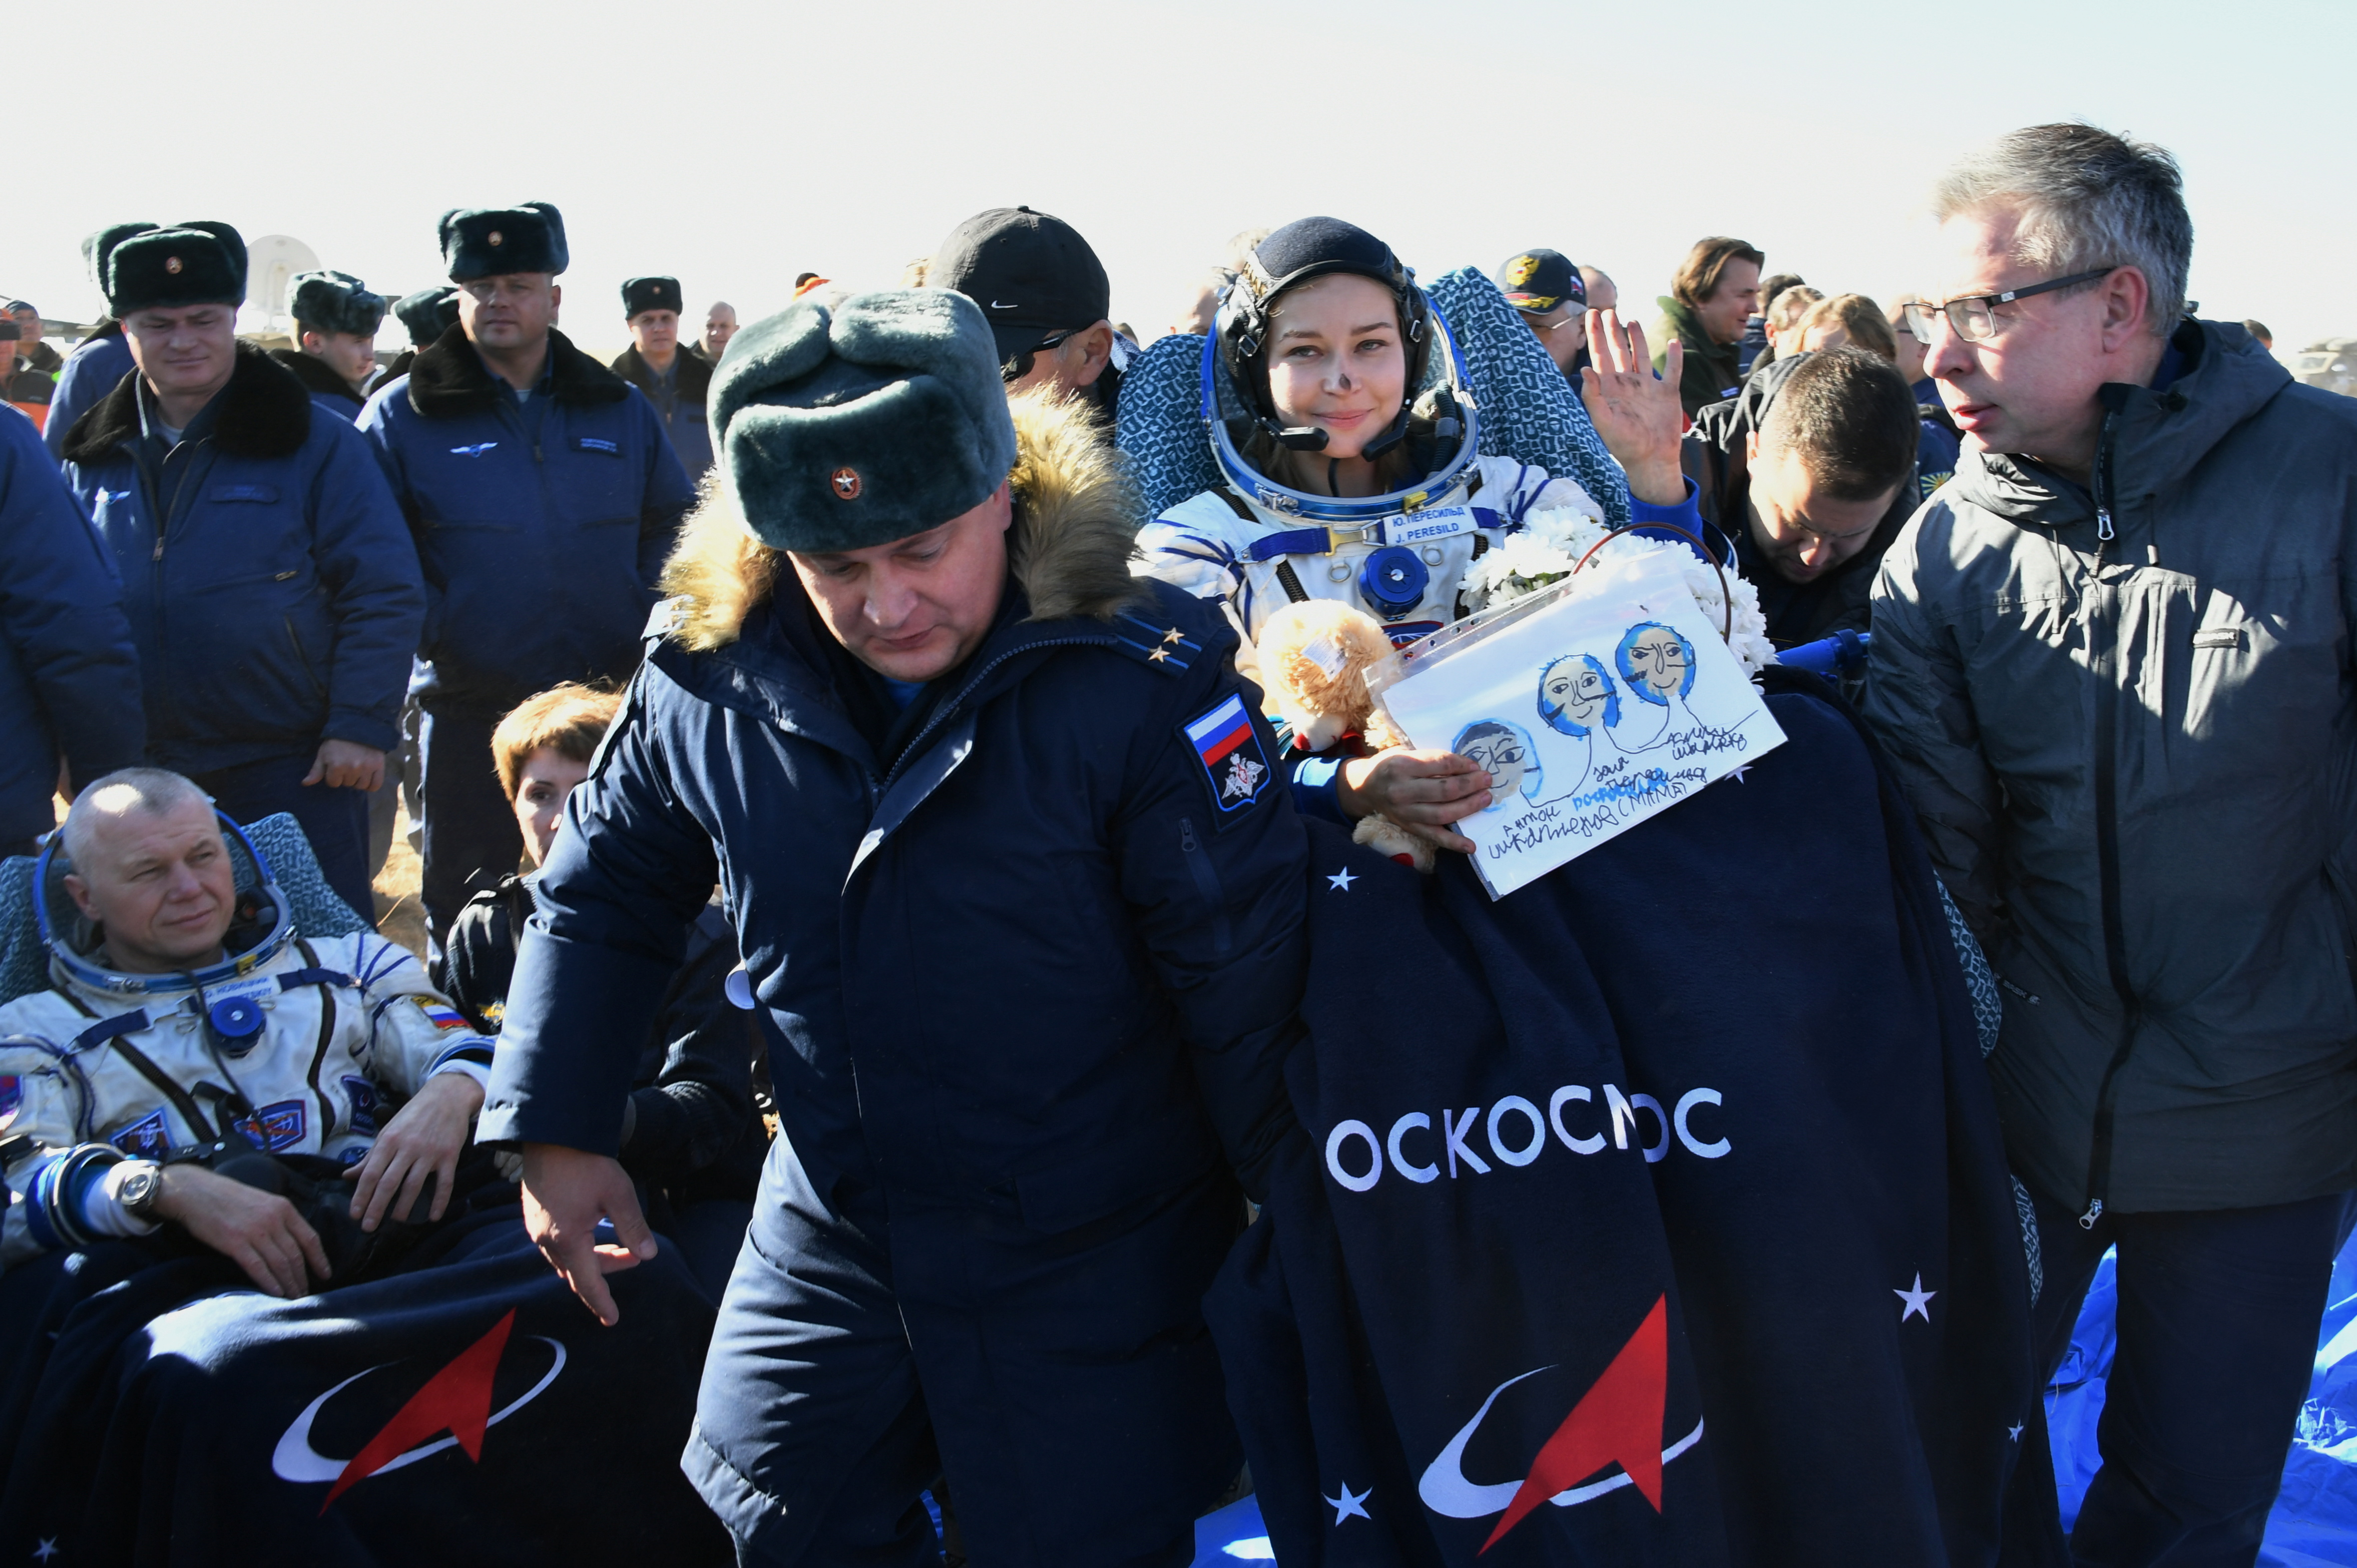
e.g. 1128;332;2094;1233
269;346;366;406
660;389;1145;651
403;323;630;419
59;338;313;465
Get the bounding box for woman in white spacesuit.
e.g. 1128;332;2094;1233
1134;217;1608;850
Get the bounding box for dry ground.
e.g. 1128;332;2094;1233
373;804;430;958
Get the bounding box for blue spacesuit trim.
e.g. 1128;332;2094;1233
24;1145;120;1252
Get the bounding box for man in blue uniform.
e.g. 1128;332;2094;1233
42;223;147;461
272;269;386;421
609;275;714;485
483;291;1309;1567
358;202;693;949
0;404;144;857
56;221;422;920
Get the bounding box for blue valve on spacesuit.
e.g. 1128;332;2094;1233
1359;546;1429;619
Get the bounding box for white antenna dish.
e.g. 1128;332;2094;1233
245;234;323;328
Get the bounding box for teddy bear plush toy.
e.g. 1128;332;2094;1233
1253;599;1437;873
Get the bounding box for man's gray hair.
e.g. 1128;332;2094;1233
60;768;214;868
1931;122;2192;337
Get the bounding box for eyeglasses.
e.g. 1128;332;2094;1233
1518;309;1587;332
1000;328;1077;384
1900;267;2116;345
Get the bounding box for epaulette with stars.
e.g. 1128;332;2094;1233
1108;612;1199;675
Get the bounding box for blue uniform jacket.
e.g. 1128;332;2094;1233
41;328;133;462
357;326;694;714
481;459;1308;1227
58;342;424;772
0;408;144;842
270;348;370;424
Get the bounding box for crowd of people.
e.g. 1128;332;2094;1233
0;117;2350;1568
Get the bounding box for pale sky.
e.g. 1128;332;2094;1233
13;0;2353;362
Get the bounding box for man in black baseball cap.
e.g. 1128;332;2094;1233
929;205;1126;413
1498;247;1592;392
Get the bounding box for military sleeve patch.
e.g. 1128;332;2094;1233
1183;693;1273;822
111;1109;171;1158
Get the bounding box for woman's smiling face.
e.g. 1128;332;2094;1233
1262;274;1407;461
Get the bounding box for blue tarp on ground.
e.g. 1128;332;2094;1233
2047;1227;2357;1567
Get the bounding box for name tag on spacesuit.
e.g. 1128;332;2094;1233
1379;507;1479;548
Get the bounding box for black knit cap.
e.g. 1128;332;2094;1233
622;276;683;319
394;287;461;348
102;222;247;315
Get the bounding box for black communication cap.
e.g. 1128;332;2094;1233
929;206;1109;364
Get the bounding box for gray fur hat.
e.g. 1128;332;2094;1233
711;290;1017;554
439;202;567;282
289;270;387;337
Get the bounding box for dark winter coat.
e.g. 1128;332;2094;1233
1866;318;2357;1215
58;342;423;772
269;348;368;422
0;408;144;844
478;396;1309;1538
1651;296;1745;419
1682;353;1918;646
608;344;714;486
357;325;694;714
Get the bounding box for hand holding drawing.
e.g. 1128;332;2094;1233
1338;749;1491;855
1578;310;1688;507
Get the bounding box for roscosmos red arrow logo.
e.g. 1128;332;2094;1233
1481;1296;1668;1550
1416;1295;1701;1550
272;1310;567;1511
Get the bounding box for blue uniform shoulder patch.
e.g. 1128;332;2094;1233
1183;692;1272;821
112;1109;170;1158
1108;611;1200;675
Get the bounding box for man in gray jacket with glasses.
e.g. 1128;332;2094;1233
1870;122;2357;1567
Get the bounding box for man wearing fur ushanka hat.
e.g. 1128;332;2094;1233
483;288;1311;1566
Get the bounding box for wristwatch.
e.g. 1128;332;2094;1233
118;1162;164;1222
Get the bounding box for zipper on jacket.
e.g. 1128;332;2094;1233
2078;398;2137;1227
1178;817;1234;956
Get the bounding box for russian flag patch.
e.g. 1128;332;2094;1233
1183;693;1272;818
417;1000;471;1032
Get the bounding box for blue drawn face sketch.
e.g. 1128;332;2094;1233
1453;720;1541;809
1538;653;1621;737
1615;622;1698;706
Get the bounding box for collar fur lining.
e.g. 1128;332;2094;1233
59;339;313;465
658;389;1146;652
269;347;365;406
404;323;630;419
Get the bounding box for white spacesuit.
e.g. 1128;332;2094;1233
1132;229;1603;662
0;819;494;1267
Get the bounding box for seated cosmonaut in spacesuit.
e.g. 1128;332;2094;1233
0;769;498;1298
